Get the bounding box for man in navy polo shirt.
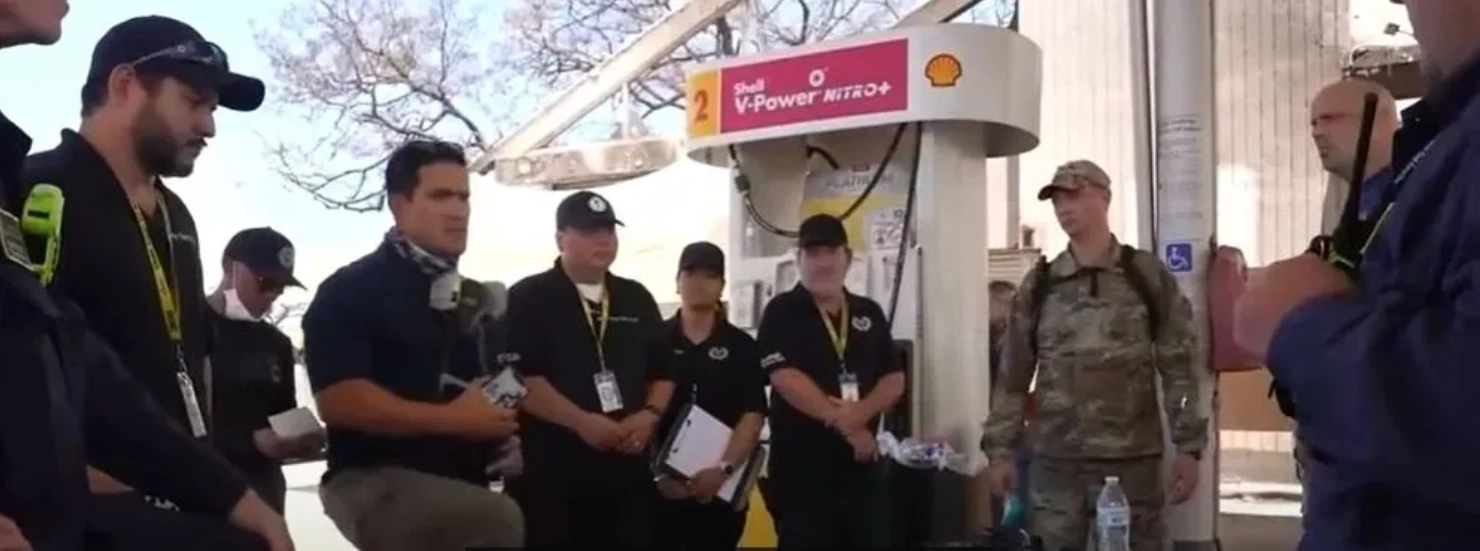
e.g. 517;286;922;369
303;140;523;551
502;191;675;548
757;214;905;548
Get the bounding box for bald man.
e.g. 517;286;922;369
1236;0;1480;548
1299;78;1399;503
1310;79;1399;233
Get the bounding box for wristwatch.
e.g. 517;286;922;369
719;461;736;476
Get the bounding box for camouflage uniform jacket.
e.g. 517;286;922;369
981;242;1208;461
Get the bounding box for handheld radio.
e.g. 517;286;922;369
1307;92;1380;280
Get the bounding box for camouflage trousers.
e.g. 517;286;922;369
1029;455;1165;551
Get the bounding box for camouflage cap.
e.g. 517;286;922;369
1037;159;1112;201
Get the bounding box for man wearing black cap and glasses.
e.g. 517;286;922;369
0;5;292;551
206;228;324;515
756;214;904;548
17;13;274;547
502;191;675;548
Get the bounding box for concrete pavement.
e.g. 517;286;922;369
280;464;1302;550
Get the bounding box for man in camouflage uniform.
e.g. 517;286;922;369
982;160;1208;551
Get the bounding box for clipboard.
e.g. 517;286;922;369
652;403;767;509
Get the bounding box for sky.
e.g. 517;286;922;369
0;0;734;338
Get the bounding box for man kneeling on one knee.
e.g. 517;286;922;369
302;141;524;551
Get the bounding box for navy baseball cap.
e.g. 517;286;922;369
556;191;623;230
223;227;302;288
797;214;848;249
678;242;725;274
87;16;265;112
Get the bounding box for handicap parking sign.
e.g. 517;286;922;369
1164;242;1193;273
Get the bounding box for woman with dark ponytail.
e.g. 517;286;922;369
649;242;768;550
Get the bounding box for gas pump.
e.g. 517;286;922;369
683;24;1043;543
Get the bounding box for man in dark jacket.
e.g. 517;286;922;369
0;2;292;549
1237;1;1480;548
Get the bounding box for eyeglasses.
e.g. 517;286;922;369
128;40;230;72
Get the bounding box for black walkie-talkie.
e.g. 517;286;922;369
1277;92;1382;419
1308;92;1380;281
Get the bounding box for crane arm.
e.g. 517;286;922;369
471;0;990;176
471;0;746;174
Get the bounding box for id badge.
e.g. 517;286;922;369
594;371;624;413
176;371;208;438
839;372;860;403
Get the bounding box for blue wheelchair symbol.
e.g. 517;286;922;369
1164;242;1193;273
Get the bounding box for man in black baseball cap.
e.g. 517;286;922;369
502;189;676;547
206;228;321;516
757;211;905;548
16;15;282;547
0;3;291;551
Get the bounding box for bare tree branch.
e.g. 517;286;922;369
501;0;914;119
255;0;1015;210
255;0;524;210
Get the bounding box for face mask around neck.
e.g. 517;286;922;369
223;288;263;321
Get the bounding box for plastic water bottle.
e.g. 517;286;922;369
1001;492;1027;529
1095;476;1131;551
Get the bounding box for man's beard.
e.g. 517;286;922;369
131;106;197;178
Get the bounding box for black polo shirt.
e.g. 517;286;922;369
756;285;900;480
657;311;767;443
23;131;210;432
302;242;491;485
205;307;298;474
504;260;673;486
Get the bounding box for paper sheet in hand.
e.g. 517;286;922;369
658;405;752;504
268;407;322;439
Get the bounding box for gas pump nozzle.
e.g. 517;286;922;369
1307;92;1380;281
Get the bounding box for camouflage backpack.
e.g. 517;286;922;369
1027;245;1162;353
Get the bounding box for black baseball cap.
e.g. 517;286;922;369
556;191;623;230
678;242;725;274
87;16;265;112
798;214;848;249
223;227;303;288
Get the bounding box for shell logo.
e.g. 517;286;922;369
924;53;963;88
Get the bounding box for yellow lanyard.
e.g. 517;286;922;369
818;301;849;371
580;286;611;371
131;202;181;343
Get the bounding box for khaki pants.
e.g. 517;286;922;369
1030;455;1166;551
320;467;524;551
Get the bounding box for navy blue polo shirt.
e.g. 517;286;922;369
503;260;673;486
302;242;491;485
656;311;768;444
756;285;901;481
